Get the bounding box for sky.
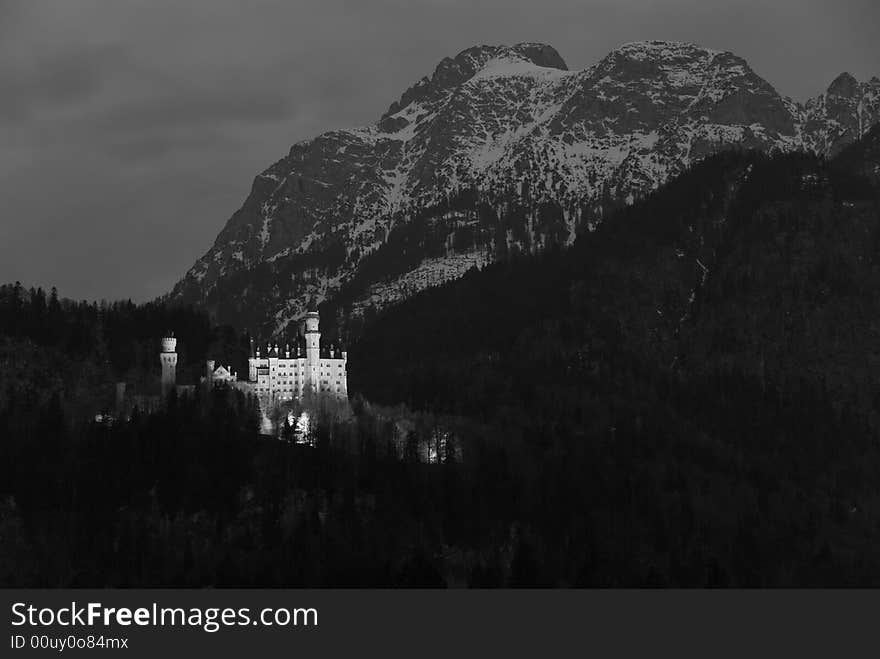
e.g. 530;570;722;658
1;0;878;302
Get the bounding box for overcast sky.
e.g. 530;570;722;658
1;0;878;302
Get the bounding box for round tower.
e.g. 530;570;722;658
160;334;178;397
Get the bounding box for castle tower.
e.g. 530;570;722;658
160;334;178;398
304;309;320;393
248;337;257;381
206;359;215;387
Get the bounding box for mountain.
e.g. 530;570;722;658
169;41;880;334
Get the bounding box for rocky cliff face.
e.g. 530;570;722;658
169;41;880;334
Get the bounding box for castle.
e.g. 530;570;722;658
160;308;348;405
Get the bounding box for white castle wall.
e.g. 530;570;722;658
159;311;347;434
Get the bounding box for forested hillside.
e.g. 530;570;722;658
0;286;250;409
4;131;880;586
346;138;880;585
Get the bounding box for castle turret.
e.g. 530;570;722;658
206;359;215;387
160;334;178;397
304;310;320;393
248;337;258;381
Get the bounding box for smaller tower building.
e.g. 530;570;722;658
160;334;178;397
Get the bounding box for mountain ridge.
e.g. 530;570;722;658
169;40;880;335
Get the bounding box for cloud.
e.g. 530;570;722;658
102;85;296;127
0;42;132;121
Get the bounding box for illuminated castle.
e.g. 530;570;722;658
159;308;348;406
221;308;347;403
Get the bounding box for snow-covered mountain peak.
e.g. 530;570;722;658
170;41;880;335
610;40;722;60
470;54;572;81
589;40;764;105
828;72;860;97
382;43;567;120
507;42;569;70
